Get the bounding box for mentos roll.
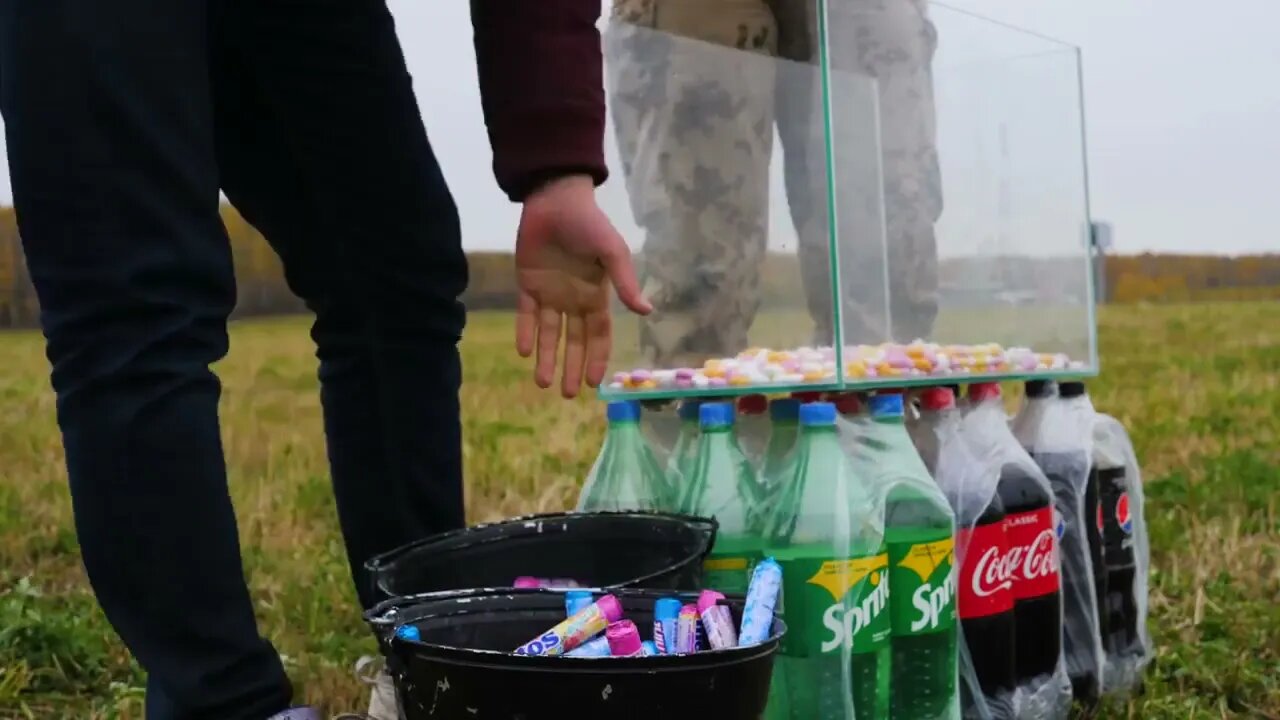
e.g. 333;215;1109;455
739;557;782;646
653;597;681;654
513;595;623;657
565;590;594;617
675;604;701;654
606;620;644;657
697;590;738;650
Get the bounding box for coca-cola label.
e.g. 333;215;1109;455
1004;507;1061;599
956;521;1014;619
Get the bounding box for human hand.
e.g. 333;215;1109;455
515;175;652;398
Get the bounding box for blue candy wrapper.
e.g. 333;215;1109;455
565;636;611;657
395;625;420;642
738;556;782;646
565;590;594;617
653;597;681;654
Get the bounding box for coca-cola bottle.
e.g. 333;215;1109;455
917;388;1017;718
967;383;1063;687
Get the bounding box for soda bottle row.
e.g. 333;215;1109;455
573;379;1150;718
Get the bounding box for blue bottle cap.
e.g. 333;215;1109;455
655;597;682;620
699;402;735;428
607;400;642;423
565;590;595;615
869;393;904;418
799;402;837;426
769;398;801;422
395;625;421;642
677;400;703;421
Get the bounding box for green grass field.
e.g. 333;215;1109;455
1;303;1278;718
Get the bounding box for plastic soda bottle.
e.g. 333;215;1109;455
757;398;802;524
679;402;765;594
765;401;888;720
737;394;772;468
576;401;674;512
861;394;959;719
666;400;704;487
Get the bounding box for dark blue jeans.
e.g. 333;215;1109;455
0;1;468;717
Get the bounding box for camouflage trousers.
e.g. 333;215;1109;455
606;0;942;368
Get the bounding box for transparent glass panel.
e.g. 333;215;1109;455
597;5;885;401
826;1;1097;389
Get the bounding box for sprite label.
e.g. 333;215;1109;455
889;536;956;637
773;547;891;657
703;535;762;594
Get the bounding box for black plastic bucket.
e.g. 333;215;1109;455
362;511;718;603
365;588;786;720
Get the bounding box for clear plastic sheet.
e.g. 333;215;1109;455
1092;414;1153;696
639;399;684;470
846;395;962;720
1014;383;1106;706
960;387;1074;720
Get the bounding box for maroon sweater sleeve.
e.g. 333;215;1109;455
470;0;609;202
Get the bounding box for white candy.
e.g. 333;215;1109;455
693;375;710;388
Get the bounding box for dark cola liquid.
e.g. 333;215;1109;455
1099;465;1142;656
1034;451;1104;705
957;494;1018;699
996;463;1062;686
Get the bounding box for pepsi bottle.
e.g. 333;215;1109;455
1096;428;1140;658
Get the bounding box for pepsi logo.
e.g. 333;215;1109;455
1116;493;1133;534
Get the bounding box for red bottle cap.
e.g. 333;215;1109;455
920;387;955;411
968;382;1002;403
738;394;768;415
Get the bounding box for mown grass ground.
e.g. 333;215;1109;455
0;302;1277;719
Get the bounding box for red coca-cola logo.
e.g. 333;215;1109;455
956;520;1014;619
1005;508;1061;599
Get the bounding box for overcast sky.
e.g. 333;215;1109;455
0;0;1276;256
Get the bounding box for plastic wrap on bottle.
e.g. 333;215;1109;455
855;393;961;720
639;399;683;470
737;394;772;468
1014;382;1106;707
1092;413;1153;696
760;401;865;720
576;401;676;513
911;388;1016;720
961;384;1073;720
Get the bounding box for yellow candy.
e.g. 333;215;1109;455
906;344;927;357
768;351;791;363
973;353;988;364
729;375;751;386
704;367;726;379
803;371;825;382
639;380;658;389
876;362;894;375
913;357;933;371
848;360;867;375
887;367;904;377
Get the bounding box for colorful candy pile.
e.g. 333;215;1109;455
608;342;1086;391
394;560;784;659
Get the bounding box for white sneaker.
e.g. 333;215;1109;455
355;655;401;720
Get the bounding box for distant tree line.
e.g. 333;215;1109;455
0;205;1275;329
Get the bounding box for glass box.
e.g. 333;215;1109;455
597;1;1096;400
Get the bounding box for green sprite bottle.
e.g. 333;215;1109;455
756;398;802;529
765;401;890;720
666;400;703;490
862;394;959;720
679;402;765;594
576;401;674;512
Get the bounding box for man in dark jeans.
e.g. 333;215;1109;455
0;1;649;718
